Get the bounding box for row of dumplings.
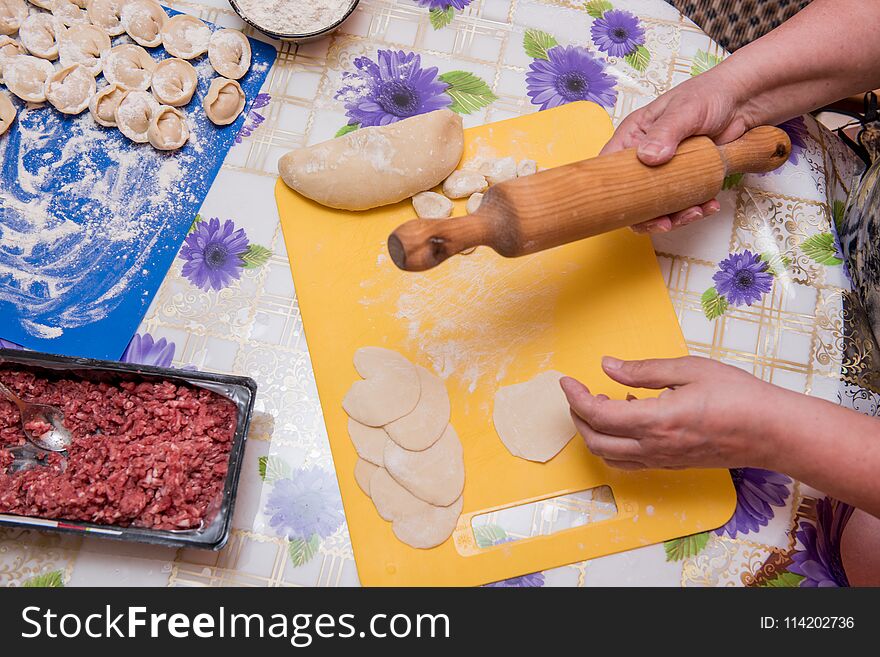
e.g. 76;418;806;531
0;0;253;150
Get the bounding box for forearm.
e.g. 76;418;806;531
764;391;880;518
704;0;880;125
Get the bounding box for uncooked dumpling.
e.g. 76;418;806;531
59;23;112;76
114;89;157;142
208;28;250;79
0;0;27;36
28;0;55;9
45;63;95;114
384;366;450;451
354;458;378;496
347;418;388;466
150;57;196;106
120;0;165;48
369;467;462;549
89;83;127;127
279;109;464;211
342;347;420;427
202;76;245;126
0;35;24;84
493;370;577;463
147;104;188;150
3;55;54;102
0;90;15;136
52;0;89;26
87;0;127;37
103;43;154;90
19;13;60;60
160;14;210;60
383;424;464;507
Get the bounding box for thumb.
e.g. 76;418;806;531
601;356;703;389
636;111;700;166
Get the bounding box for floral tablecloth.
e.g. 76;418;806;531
0;0;864;588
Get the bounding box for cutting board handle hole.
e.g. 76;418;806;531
468;485;617;548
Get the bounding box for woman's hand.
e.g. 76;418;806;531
602;72;754;233
559;356;786;470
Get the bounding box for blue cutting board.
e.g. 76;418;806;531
0;9;275;359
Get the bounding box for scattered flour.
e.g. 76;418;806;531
235;0;354;35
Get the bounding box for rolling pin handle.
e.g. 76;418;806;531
718;125;792;175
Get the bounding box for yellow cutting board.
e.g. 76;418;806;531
275;101;735;586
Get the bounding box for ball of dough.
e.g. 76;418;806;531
279;109;464;211
493;370;577;463
480;156;518;185
442;169;488;199
412;191;453;219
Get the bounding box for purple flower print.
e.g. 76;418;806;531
779;116;808;166
265;468;344;541
414;0;472;9
235;93;270;144
526;45;618;111
0;339;22;350
789;497;853;587
482;537;545;587
179;218;250;292
716;468;791;537
121;333;175;368
336;50;451;127
591;9;646;57
713;250;774;306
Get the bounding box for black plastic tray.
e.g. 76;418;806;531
0;349;256;550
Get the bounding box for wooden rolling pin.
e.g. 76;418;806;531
387;126;791;272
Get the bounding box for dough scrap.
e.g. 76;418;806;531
4;55;54;102
160;14;210;60
89;83;127;127
151;57;197;106
0;90;15;136
442;169;488;199
19;13;60;60
383;424;464;507
208;28;250;80
279;109;464;211
147;104;188;151
466;192;483;214
412;191;453;219
354;458;378;496
493;370;577;463
342;347;420;427
46;63;96;114
103;43;155;91
203;76;245;125
347;417;388;466
384;366;450;451
368;467;462;549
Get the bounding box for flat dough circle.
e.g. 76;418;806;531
493;370;577;463
342;347;420;427
383;424;464;507
384;366;450;451
278;109;464;211
354;458;378;496
368;467;462;549
347;418;388;466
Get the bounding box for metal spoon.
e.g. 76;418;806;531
3;444;66;474
0;382;72;452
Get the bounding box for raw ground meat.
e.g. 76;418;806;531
0;368;238;531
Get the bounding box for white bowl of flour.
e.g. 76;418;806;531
229;0;359;42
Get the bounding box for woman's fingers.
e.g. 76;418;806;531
601;356;706;389
560;376;659;437
569;410;644;461
601;458;647;471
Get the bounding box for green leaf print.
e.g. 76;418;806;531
801;233;842;266
429;6;455;30
759;571;805;587
241;244;272;269
259;455;292;483
474;524;508;548
760;251;791;277
701;287;729;320
722;172;743;190
23;571;64;587
523;29;559;61
584;0;613;19
288;534;321;567
664;531;710;561
831;199;846;232
188;213;204;234
624;44;650;72
691;49;723;76
335;123;360;138
438;71;498;114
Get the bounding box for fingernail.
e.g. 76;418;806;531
560;376;588;395
602;356;623;371
705;200;721;214
638;142;669;160
677;209;702;224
